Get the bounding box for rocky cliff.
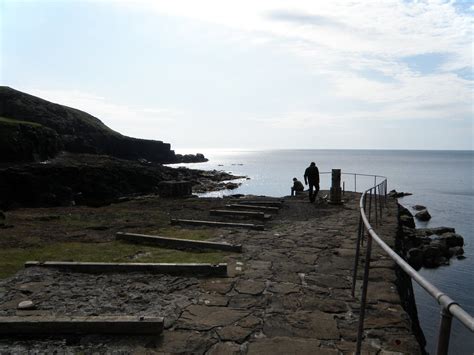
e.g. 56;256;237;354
0;87;205;164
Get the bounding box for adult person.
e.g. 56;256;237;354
291;177;304;196
304;162;320;202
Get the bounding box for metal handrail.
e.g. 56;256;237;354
318;171;387;193
352;177;473;355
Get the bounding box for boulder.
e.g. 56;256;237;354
436;232;464;248
412;204;426;211
416;227;456;236
415;209;431;221
400;215;415;228
389;190;413;198
407;248;423;270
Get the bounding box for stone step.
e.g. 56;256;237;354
210;209;271;220
116;232;242;252
171;218;265;230
25;261;228;277
0;316;163;336
226;204;280;213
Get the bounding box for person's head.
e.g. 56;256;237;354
293;177;297;181
310;162;316;167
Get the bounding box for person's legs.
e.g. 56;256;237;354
309;183;315;202
291;187;295;196
314;183;320;201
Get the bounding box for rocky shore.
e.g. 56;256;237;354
0;153;244;210
397;205;464;269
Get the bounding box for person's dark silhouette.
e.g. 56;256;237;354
291;177;304;196
304;162;320;203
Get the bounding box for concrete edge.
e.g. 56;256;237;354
170;218;265;231
0;316;164;336
24;261;228;277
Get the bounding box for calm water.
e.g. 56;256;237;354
175;149;473;354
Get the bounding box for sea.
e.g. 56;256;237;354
173;149;473;355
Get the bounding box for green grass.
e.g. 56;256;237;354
0;116;42;127
0;241;228;279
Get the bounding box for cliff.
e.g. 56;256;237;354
0;87;204;164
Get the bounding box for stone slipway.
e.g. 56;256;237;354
0;192;421;354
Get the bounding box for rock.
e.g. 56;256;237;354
17;300;35;310
448;246;464;257
415;209;431;221
400;215;415;228
157;180;192;197
0;211;4;226
412;205;426;211
436;232;464;248
224;182;240;190
406;248;423;270
417;226;455;236
389;190;413;198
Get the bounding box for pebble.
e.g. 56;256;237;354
17;300;35;310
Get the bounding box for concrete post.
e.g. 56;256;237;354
330;169;342;204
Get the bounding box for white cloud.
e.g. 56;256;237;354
113;0;472;124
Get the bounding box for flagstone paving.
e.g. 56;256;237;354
0;192;421;354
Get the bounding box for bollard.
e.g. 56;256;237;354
329;169;343;204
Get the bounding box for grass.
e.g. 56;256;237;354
0;116;43;127
0;240;229;279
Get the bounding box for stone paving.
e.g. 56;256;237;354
0;192;421;354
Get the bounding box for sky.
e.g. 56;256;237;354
1;0;473;150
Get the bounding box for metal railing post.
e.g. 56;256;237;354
368;189;373;223
436;308;453;355
352;214;364;296
374;187;378;226
356;232;373;355
354;174;357;193
361;194;367;246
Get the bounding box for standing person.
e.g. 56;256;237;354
291;177;304;196
304;162;320;202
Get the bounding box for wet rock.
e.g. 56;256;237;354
412;205;426;211
389;190;413;198
415;209;431;221
417;226;455;236
448;246;464;257
400;215;415;228
157;330;217;354
407;248;423;270
436;232;464;248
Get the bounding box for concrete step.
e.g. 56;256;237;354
171;218;265;230
116;232;242;252
210;209;271;220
